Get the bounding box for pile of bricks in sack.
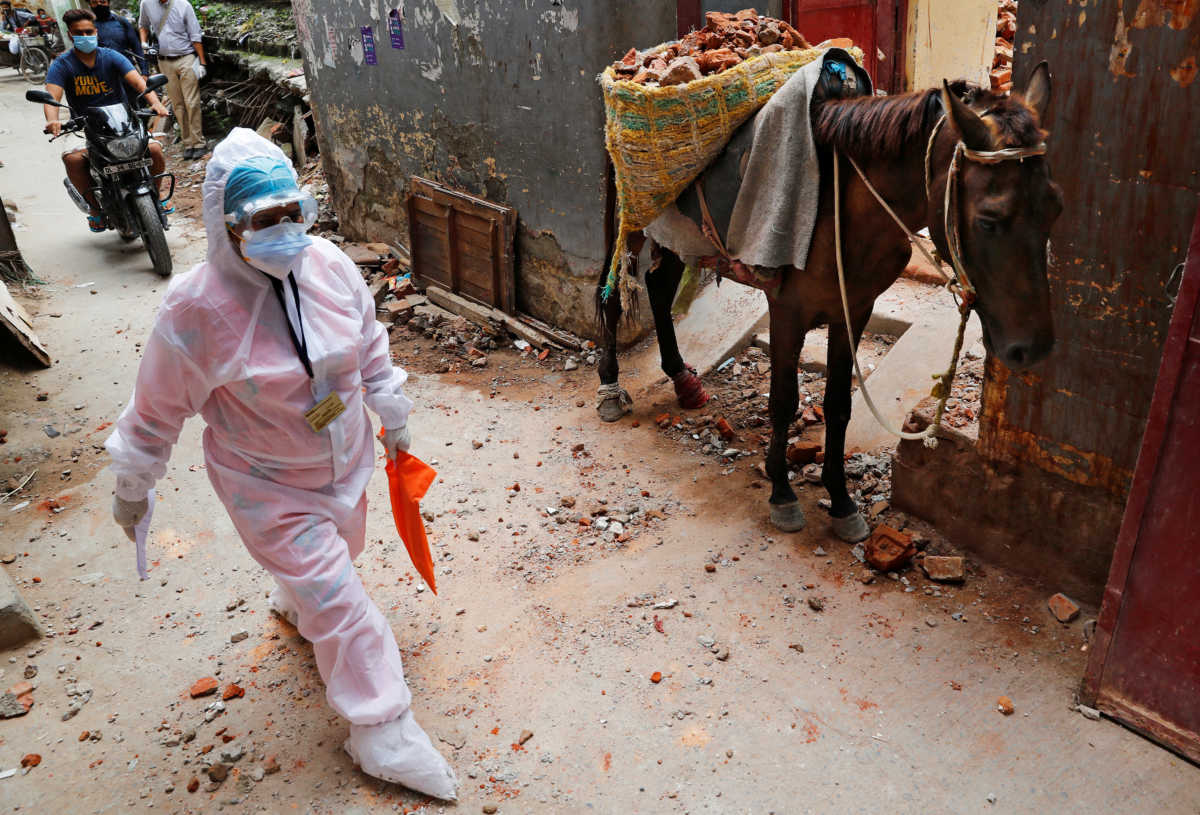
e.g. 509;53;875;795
610;8;820;87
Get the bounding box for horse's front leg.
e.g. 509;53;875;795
646;245;708;408
765;306;806;531
821;315;873;543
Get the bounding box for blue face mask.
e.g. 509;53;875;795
73;34;99;53
239;221;313;279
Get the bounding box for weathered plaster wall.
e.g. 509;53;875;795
292;0;676;337
905;0;996;89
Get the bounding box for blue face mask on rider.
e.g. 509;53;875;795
73;34;99;54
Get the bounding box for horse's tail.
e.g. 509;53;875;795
595;232;643;329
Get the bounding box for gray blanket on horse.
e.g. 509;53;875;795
728;48;873;268
644;48;872;271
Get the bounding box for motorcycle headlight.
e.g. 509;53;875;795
108;134;144;160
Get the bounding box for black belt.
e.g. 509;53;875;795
159;51;195;60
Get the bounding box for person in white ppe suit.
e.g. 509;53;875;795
105;128;457;801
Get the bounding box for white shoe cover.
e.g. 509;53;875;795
267;582;300;629
344;709;459;801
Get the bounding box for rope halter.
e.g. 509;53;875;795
924;115;1048;314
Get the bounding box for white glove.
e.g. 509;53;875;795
113;496;149;542
192;62;206;81
380;425;411;461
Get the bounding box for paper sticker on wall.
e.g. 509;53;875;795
361;25;378;65
324;18;337;67
388;8;405;49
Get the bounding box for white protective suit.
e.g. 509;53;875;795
105;129;455;798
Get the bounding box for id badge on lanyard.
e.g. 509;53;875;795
270;272;346;434
304;391;346;433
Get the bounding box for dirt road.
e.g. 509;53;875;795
1;72;1197;814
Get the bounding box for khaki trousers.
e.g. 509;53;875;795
161;52;204;150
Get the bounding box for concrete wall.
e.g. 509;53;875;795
905;0;996;89
292;0;677;338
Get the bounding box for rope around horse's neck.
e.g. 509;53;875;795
844;150;947;283
832;145;970;449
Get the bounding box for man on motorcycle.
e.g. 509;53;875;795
43;8;168;232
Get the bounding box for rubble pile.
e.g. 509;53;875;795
992;0;1018;93
940;350;985;430
611;9;813;86
338;243;594;376
512;492;680;582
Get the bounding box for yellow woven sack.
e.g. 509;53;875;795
601;45;860;305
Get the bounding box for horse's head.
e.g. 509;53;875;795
935;63;1062;371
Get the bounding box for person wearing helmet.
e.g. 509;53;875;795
104;128;457;801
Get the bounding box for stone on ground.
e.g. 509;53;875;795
1048;592;1080;623
671;279;767;380
863;526;916;572
0;567;43;649
922;555;965;582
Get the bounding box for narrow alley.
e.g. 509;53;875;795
1;65;1198;814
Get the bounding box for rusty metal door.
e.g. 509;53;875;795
1082;205;1200;764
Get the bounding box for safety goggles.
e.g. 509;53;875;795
224;190;318;235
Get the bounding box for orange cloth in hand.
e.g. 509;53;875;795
384;451;438;595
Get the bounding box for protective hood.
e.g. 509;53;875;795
201;127;299;277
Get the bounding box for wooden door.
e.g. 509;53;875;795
407;178;517;315
1082;206;1200;764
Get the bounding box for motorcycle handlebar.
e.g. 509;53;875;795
46;117;85;141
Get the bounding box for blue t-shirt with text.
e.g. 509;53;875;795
45;47;134;113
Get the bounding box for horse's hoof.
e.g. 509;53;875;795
596;384;633;423
673;366;709;410
831;511;871;543
769;501;807;532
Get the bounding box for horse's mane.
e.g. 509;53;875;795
814;84;1046;158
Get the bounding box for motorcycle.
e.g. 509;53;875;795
26;74;176;276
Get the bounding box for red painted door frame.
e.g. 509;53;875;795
1081;203;1200;764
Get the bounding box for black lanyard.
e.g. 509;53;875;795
267;272;314;379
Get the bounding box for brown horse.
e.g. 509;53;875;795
595;63;1062;541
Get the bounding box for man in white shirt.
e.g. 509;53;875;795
138;0;207;159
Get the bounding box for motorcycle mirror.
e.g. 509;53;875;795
144;74;168;92
25;89;63;106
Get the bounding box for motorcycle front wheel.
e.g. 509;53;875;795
132;192;172;277
19;47;48;83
